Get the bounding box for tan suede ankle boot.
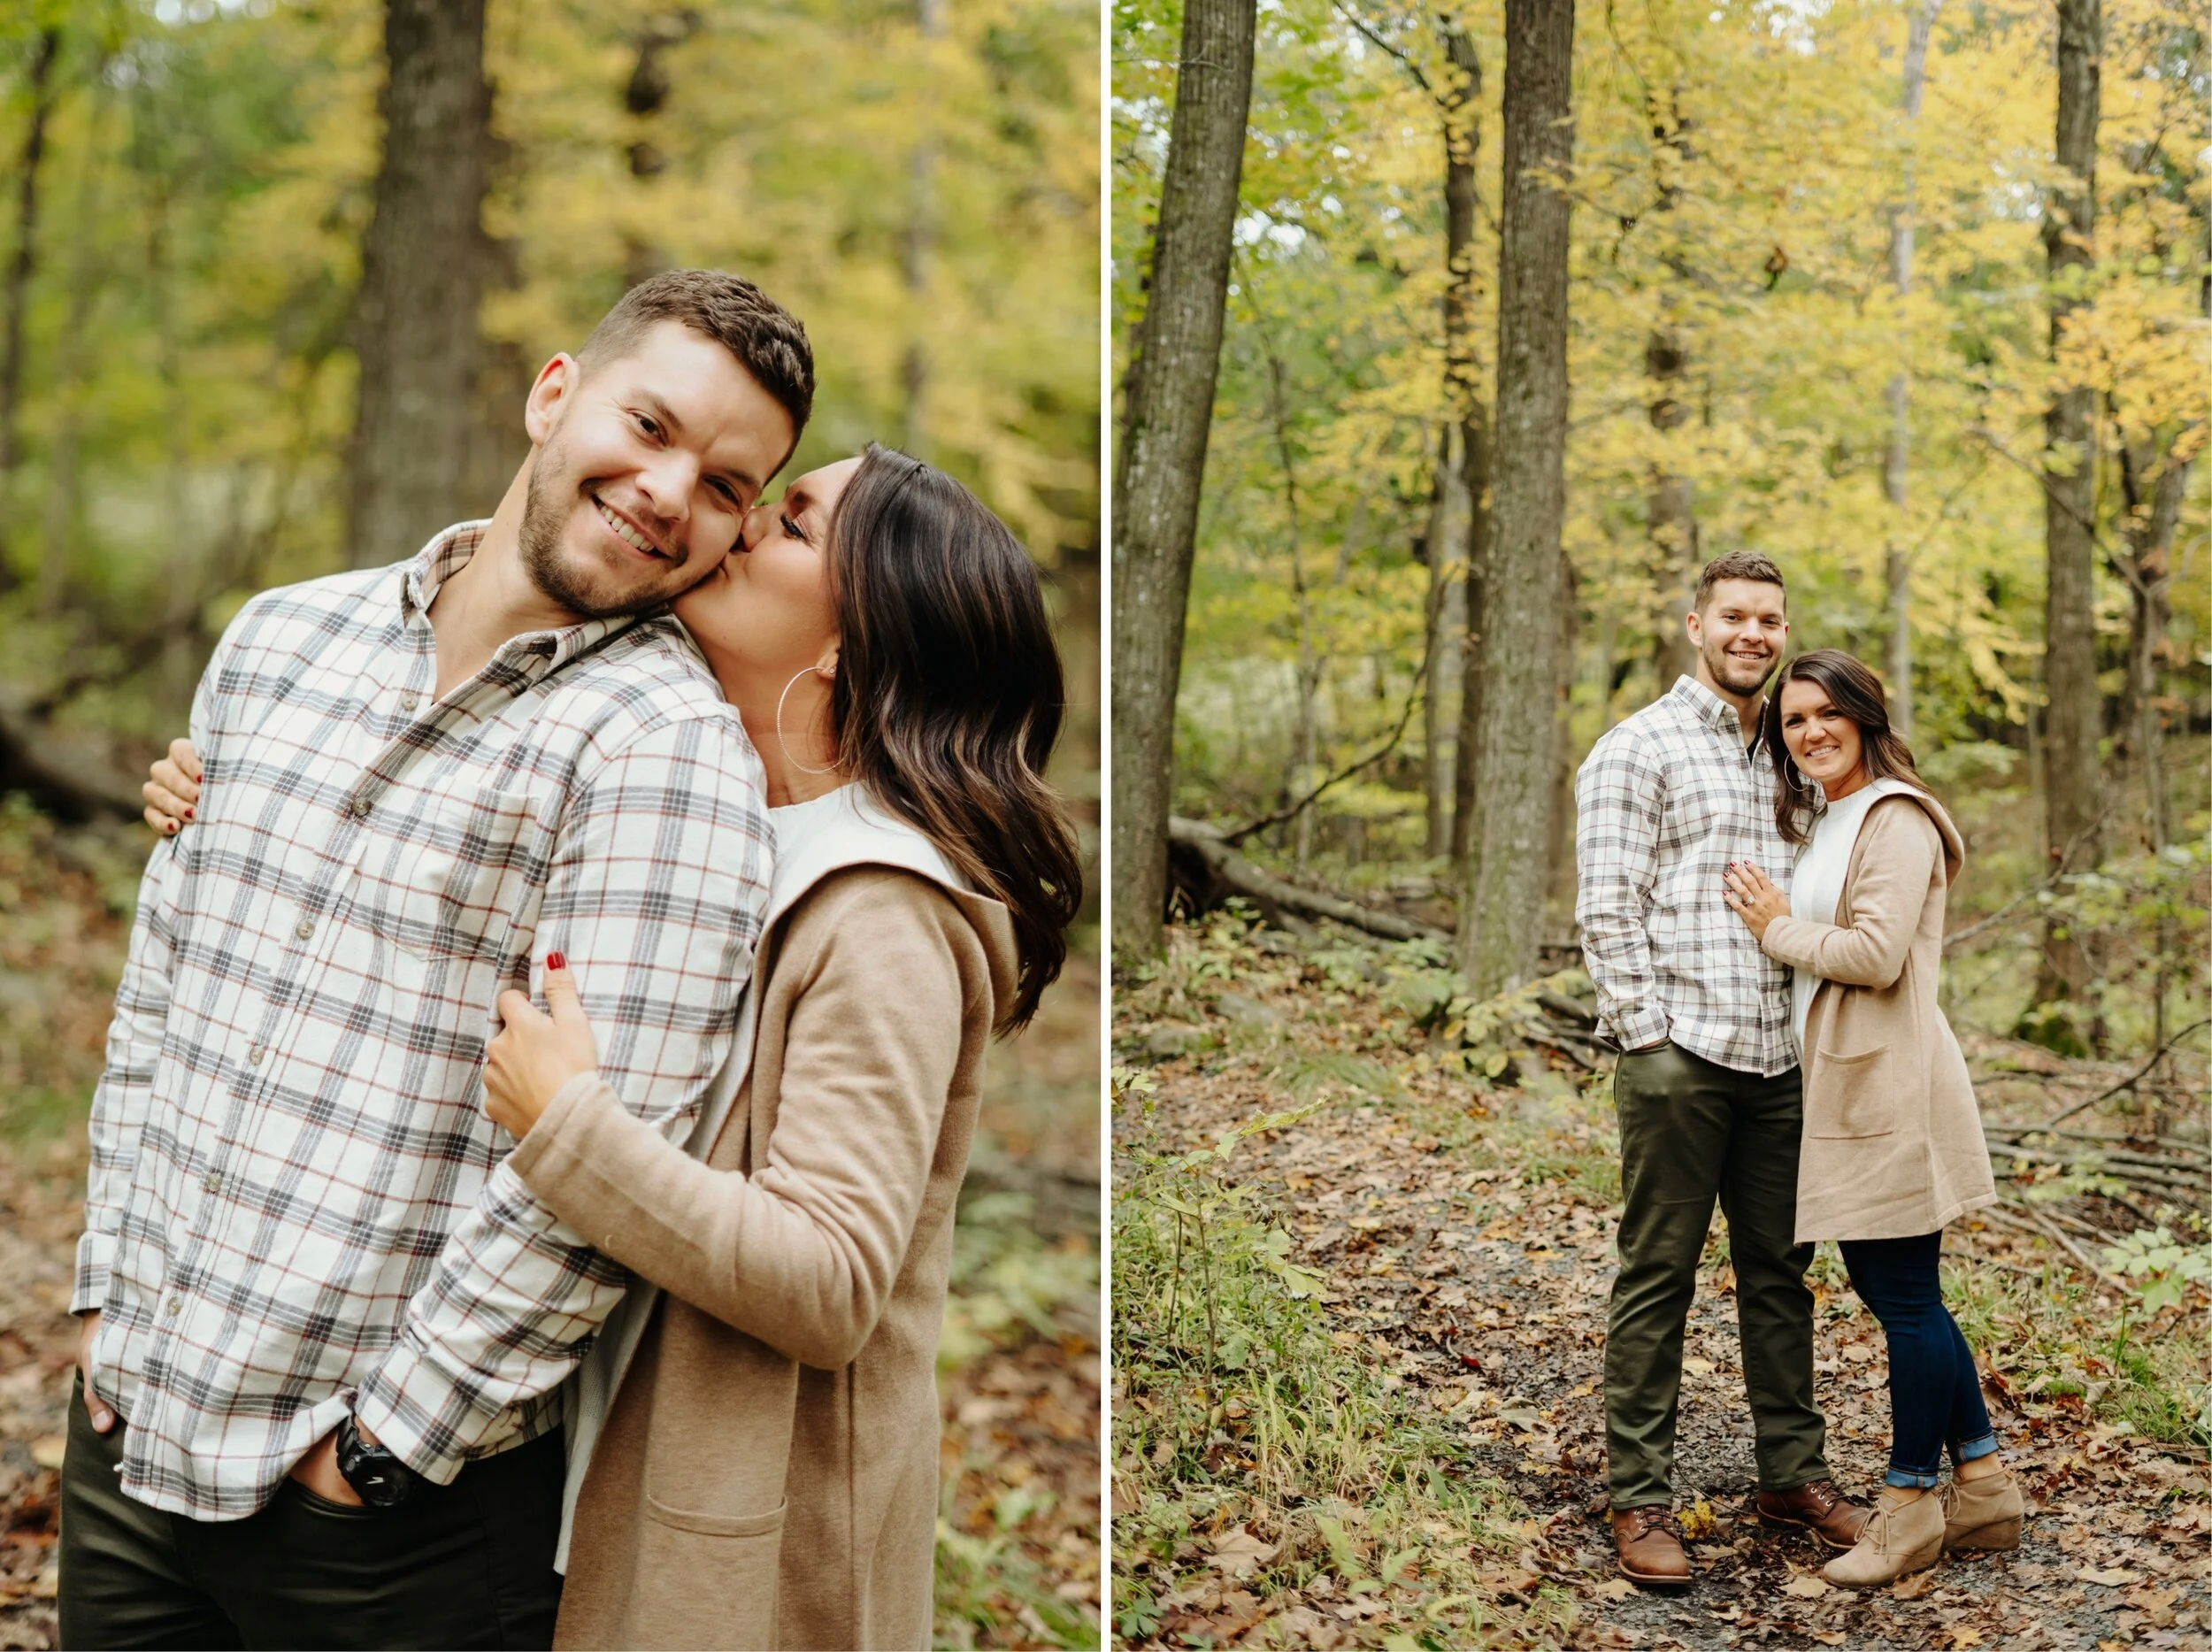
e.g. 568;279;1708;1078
1821;1486;1945;1587
1940;1463;2023;1550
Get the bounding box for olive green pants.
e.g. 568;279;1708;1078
58;1375;563;1650
1604;1041;1829;1509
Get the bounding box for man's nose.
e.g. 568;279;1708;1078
636;454;697;529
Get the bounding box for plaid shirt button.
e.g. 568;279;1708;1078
294;918;314;940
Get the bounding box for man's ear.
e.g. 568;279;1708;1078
1683;606;1704;649
524;354;580;448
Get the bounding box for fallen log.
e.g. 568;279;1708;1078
1167;816;1449;944
0;707;142;821
1985;1139;2206;1197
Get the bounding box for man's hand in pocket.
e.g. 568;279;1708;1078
76;1312;115;1433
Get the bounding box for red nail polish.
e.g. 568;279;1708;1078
183;807;194;819
547;951;566;972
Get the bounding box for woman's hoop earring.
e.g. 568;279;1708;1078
775;667;841;777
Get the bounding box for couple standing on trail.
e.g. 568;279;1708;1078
1577;550;2023;1590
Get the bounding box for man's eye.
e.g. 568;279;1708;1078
634;412;660;438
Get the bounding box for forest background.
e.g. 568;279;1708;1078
1113;0;2208;1057
0;1;1102;1647
1110;0;2209;1645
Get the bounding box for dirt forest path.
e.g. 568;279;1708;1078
1113;926;2212;1652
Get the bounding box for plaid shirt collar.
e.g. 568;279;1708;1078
1667;672;1760;744
396;521;650;676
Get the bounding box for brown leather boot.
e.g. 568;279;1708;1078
1755;1479;1870;1551
1612;1506;1691;1586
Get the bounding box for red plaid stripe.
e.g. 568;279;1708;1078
76;524;771;1519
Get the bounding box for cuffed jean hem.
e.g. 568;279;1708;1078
1954;1432;2001;1464
1886;1430;2002;1487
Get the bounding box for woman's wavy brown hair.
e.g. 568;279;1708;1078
822;444;1081;1032
1760;648;1930;847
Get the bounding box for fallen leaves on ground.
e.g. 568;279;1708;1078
1113;915;2210;1650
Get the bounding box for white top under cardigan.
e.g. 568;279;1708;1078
1787;776;1921;1055
549;782;966;1572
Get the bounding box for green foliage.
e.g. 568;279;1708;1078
2101;1226;2212;1317
1121;0;2210;1042
1110;1057;1517;1632
3;0;1098;753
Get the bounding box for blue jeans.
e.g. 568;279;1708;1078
1838;1232;2001;1488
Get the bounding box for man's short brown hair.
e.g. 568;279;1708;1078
1693;549;1786;613
578;269;815;442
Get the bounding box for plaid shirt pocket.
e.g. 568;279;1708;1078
359;790;546;967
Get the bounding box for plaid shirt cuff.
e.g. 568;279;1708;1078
72;1231;113;1317
1604;1003;1671;1053
350;1343;475;1487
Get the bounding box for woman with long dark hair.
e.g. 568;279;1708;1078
142;443;1080;1649
1717;649;2011;1587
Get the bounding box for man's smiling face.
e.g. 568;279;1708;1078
516;319;796;620
1686;577;1789;699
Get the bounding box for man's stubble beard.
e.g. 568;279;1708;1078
518;432;690;623
1701;633;1777;700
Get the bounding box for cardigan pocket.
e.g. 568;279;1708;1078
1809;1045;1895;1139
645;1492;788;1539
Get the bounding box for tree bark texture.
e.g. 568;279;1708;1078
2121;451;2186;1055
1423;427;1470;857
346;0;494;570
1436;15;1491;866
2032;0;2102;1016
1645;91;1697;695
1109;0;1256;959
1882;0;1939;737
0;24;60;526
1459;0;1574;996
1449;407;1493;868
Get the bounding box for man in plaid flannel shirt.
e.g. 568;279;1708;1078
1576;552;1869;1587
61;272;812;1648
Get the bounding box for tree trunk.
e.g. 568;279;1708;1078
1883;0;1939;736
347;0;495;570
1459;0;1574;995
1423;426;1469;857
41;50;109;619
902;0;946;452
1108;0;1256;959
1450;405;1493;868
1434;13;1490;868
2121;446;2186;1060
1646;89;1696;695
0;23;60;562
2029;0;2102;1031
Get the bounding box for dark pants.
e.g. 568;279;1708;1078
1605;1041;1829;1508
58;1376;564;1650
1839;1233;2001;1487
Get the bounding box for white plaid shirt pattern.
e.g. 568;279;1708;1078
75;524;772;1519
1574;675;1797;1076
